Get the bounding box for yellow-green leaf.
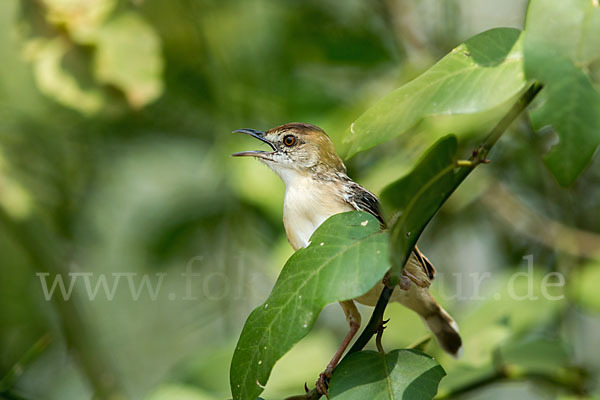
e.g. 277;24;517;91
94;13;164;109
343;28;526;158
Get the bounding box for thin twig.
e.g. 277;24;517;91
436;364;587;398
479;82;544;157
297;81;544;400
347;285;395;355
348;82;544;356
481;181;600;258
0;333;52;391
375;318;389;353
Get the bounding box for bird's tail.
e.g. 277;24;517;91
359;280;463;357
391;286;463;358
420;302;463;358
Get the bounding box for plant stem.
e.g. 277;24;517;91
436;366;586;398
0;333;51;391
293;81;544;400
345;82;544;357
479;82;544;157
347;286;394;355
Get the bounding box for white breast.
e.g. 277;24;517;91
282;175;353;250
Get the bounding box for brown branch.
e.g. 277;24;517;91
436;363;587;398
481;181;600;258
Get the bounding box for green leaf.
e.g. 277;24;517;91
229;212;390;400
41;0;116;43
524;0;600;185
380;135;470;284
94;12;164;109
343;28;526;158
329;350;445;400
23;37;104;115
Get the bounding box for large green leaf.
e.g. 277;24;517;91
379;76;540;282
380;135;472;284
343;28;527;158
328;350;445;400
229;212;390;400
524;0;600;185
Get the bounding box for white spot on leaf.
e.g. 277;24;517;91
361;220;369;226
320;242;324;246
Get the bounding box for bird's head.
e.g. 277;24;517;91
232;122;346;180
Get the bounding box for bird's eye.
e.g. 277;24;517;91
283;135;297;147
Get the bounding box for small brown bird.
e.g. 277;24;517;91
233;122;462;394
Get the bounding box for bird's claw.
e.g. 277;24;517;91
316;368;333;398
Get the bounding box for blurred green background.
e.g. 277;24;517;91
1;0;599;399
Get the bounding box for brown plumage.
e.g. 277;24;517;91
233;122;462;394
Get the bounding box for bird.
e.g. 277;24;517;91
232;122;462;395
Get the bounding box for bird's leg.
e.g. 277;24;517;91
315;300;361;397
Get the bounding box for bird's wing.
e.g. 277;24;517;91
343;181;436;280
411;245;436;280
344;182;386;228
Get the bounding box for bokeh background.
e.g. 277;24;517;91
1;0;599;399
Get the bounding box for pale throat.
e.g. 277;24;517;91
270;164;353;251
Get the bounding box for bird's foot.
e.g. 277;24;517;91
316;368;333;398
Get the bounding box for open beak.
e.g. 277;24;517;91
231;129;277;159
